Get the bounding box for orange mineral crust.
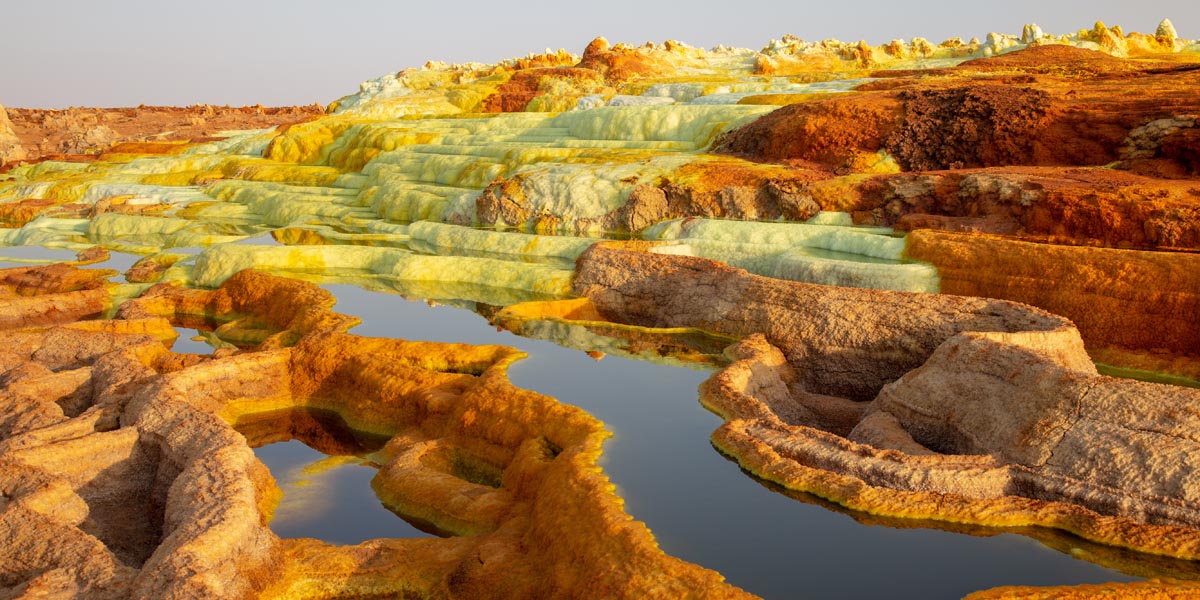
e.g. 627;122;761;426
720;45;1200;171
904;230;1200;378
0;266;750;599
964;579;1200;599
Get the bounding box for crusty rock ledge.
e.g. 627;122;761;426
572;242;1200;560
0;264;751;599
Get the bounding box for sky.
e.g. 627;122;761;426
2;0;1198;108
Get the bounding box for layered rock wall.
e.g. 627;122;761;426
904;230;1200;375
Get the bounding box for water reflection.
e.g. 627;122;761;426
319;284;1167;600
234;407;437;545
170;327;217;354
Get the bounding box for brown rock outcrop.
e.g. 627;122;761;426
476;159;828;234
0;104;26;166
1;104;325;168
572;243;1200;560
574;243;1067;401
649;160;826;223
883;85;1054;170
714;94;903;168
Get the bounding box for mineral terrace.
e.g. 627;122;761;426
1;18;1199;600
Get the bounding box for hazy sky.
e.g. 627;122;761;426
2;0;1197;108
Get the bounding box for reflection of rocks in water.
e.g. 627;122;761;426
185;243;575;308
574;242;1200;572
0;264;751;599
233;407;390;456
492;298;733;369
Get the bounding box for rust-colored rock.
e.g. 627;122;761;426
577;36;680;83
812;167;1200;250
883;85;1055;170
2;104;325;168
714;94;902;168
720;45;1200;176
482;67;605;113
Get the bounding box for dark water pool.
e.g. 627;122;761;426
245;284;1200;599
253;439;436;543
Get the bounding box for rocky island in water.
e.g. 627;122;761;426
1;18;1199;600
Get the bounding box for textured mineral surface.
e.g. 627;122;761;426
2;17;1200;600
0;264;749;599
573;243;1200;556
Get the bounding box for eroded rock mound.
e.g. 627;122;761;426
574;242;1066;401
713;95;903;167
573;243;1200;560
884;86;1054;170
719;43;1200;175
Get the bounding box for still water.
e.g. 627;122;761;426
255;440;437;543
247;284;1174;600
